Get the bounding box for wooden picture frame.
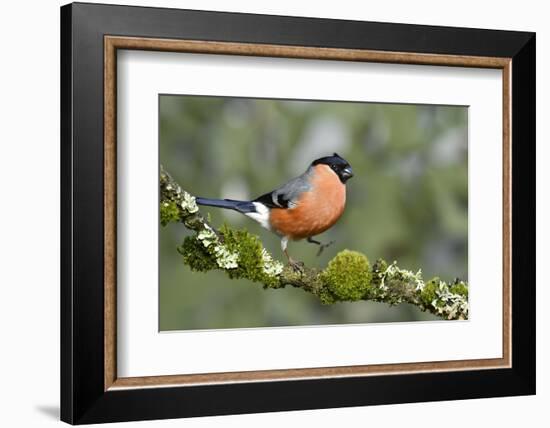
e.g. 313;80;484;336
61;2;535;424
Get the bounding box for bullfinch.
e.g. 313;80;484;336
196;153;353;269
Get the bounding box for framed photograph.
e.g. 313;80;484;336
61;2;535;424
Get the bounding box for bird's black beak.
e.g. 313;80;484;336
340;166;354;182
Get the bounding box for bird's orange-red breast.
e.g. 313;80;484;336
268;164;346;240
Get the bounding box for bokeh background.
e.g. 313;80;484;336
159;95;468;331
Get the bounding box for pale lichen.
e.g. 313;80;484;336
196;227;238;269
368;259;468;318
181;191;199;214
160;166;200;226
260;248;284;277
365;260;423;306
380;261;424;292
425;278;469;320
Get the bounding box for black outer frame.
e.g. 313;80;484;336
60;2;535;424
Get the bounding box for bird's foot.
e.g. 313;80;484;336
288;258;305;273
316;240;335;257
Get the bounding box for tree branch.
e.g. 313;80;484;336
160;166;469;320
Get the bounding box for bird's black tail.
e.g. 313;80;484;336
195;197;257;213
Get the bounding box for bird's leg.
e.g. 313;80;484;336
306;236;335;256
281;236;304;272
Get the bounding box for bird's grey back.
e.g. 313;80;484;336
253;166;314;209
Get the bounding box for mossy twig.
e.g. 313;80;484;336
160;166;469;320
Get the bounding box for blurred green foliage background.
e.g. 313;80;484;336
159;95;468;331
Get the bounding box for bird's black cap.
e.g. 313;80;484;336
312;153;353;183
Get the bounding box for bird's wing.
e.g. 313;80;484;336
253;169;313;209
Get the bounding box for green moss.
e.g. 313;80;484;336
320;250;372;301
450;281;468;299
178;236;217;271
160;201;180;226
318;287;337;305
420;277;440;308
219;225;280;287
